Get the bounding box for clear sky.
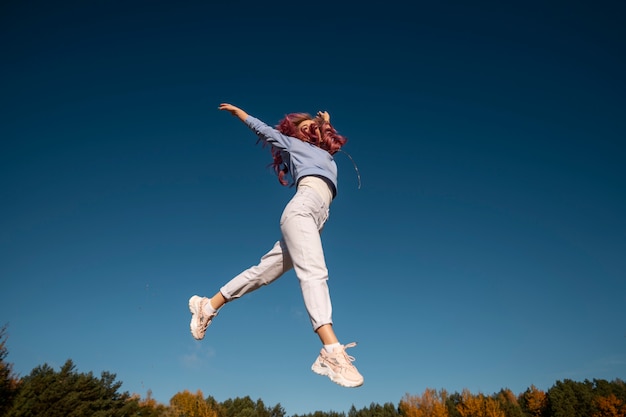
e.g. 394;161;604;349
1;1;625;415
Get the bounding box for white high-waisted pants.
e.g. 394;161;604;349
220;185;332;331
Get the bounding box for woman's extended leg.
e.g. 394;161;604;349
219;240;293;301
189;240;293;340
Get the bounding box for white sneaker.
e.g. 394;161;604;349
311;342;364;387
188;295;217;340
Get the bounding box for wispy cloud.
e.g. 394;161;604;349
290;306;306;321
180;343;216;369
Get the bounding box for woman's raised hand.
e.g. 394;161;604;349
317;111;330;123
219;103;249;121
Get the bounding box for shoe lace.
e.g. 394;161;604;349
200;312;210;331
336;342;358;368
199;305;216;331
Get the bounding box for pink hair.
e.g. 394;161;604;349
260;113;348;186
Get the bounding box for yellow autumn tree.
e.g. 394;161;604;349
170;389;217;417
520;384;547;417
400;388;449;417
456;389;505;417
482;396;505;417
593;394;626;417
456;389;483;417
136;389;169;416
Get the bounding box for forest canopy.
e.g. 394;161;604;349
2;325;624;417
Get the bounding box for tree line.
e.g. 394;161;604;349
2;325;625;416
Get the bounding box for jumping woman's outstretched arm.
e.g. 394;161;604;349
218;103;295;152
218;103;249;122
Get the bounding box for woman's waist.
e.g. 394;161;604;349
297;175;334;206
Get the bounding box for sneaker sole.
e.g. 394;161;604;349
188;296;205;340
311;360;363;388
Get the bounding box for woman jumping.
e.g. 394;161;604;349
188;103;363;388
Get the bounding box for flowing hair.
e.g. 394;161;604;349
260;112;348;186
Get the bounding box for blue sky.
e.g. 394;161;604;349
1;0;625;414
